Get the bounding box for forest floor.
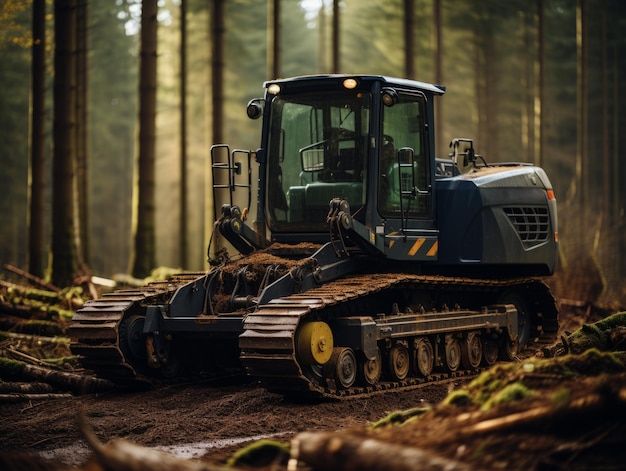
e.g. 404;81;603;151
0;268;625;471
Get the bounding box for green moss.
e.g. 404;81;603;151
0;356;26;377
594;311;626;330
226;439;290;467
563;312;626;354
370;406;431;428
443;389;473;407
481;382;532;410
550;388;571;407
536;348;624;377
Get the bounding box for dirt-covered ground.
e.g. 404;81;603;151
0;374;454;467
0;301;624;470
1;263;625;471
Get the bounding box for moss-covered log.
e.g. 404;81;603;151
0;315;65;336
542;311;626;357
0;357;114;394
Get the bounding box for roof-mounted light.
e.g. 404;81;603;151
267;83;281;95
381;88;398;107
342;78;358;89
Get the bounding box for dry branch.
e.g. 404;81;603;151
78;413;233;471
3;263;61;292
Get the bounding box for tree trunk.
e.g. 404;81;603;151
207;0;225;257
180;0;188;269
403;0;415;79
433;0;443;153
75;0;89;266
131;0;159;278
267;0;281;80
535;0;545;167
210;0;224;146
51;0;78;288
28;0;46;279
331;0;339;73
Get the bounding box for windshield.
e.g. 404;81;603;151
266;90;371;232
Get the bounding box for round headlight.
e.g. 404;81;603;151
267;83;281;95
342;78;358;89
381;88;398;107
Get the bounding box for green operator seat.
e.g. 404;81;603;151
287;182;364;223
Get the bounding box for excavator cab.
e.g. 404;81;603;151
212;75;557;275
212;75;446;262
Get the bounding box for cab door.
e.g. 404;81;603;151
376;90;438;261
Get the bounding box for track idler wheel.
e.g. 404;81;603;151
119;315;147;365
297;321;333;366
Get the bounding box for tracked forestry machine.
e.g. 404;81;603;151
70;75;559;398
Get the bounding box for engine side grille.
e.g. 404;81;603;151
503;206;550;247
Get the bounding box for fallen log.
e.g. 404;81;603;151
0;280;61;303
0;315;64;336
0;330;71;345
289;432;471;471
453;383;626;437
0;393;73;403
0;300;39;319
542;311;626;357
0;357;115;394
0;381;54;393
1;279;84;313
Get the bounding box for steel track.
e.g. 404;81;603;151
70;267;558;399
69;273;207;382
240;273;558;399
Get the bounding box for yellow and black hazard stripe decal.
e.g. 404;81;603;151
387;237;438;259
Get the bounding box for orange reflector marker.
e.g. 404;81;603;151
547;189;555;200
554;232;559;242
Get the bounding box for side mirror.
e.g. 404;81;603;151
246;98;264;119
